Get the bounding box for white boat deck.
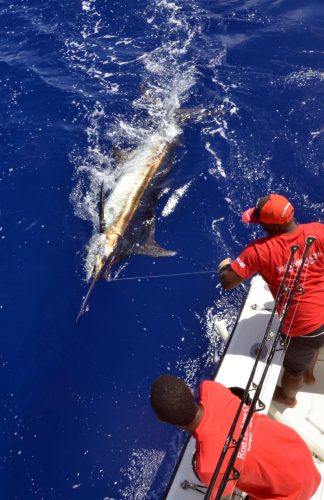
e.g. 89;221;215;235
270;347;324;500
270;347;324;460
215;275;282;411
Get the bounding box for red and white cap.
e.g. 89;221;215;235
242;194;294;225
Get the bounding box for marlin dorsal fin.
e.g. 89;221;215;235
99;182;106;233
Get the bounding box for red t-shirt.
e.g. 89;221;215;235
230;222;324;336
195;381;320;500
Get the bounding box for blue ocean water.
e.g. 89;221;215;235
0;0;323;498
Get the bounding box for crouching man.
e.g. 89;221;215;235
150;375;320;500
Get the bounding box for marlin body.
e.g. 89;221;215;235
76;106;220;322
76;128;181;322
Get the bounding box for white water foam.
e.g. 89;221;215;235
161;180;193;217
205;142;226;178
119;448;165;499
203;290;245;366
285;69;324;87
175;356;200;385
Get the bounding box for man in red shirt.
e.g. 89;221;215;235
218;194;324;407
150;375;320;499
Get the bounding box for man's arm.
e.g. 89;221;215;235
220;267;245;290
217;258;245;290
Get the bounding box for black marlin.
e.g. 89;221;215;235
76;108;221;322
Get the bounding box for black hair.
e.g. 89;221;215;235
229;386;252;406
150;375;197;425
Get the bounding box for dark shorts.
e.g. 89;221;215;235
283;324;324;377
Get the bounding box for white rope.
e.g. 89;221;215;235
112;270;216;282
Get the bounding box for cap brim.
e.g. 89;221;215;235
242;208;258;224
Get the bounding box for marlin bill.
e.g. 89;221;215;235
76;123;181;323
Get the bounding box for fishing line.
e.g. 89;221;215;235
112;269;216;281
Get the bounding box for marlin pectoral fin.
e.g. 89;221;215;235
136;241;177;257
99;182;106;233
135;220;176;257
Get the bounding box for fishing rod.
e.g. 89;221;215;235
204;236;316;500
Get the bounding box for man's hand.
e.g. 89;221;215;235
217;257;245;290
217;257;232;273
